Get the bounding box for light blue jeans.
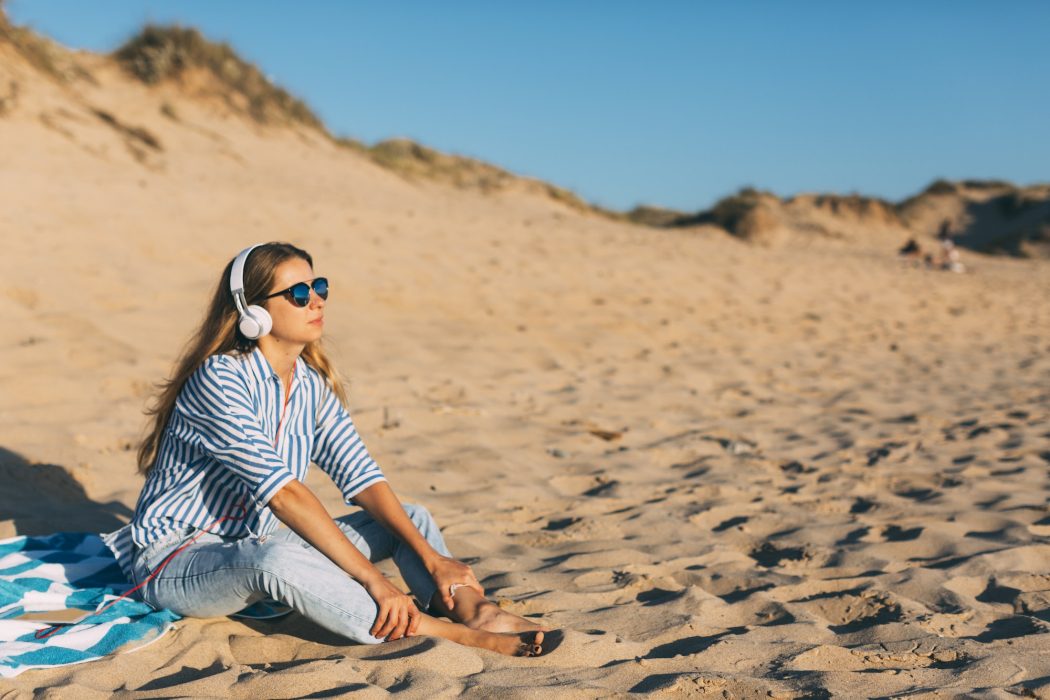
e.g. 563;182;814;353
130;504;452;645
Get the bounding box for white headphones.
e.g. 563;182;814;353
230;244;273;340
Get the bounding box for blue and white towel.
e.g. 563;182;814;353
0;529;178;678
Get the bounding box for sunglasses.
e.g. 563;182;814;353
260;277;329;307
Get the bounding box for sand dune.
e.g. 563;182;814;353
631;182;1050;258
3;19;1050;698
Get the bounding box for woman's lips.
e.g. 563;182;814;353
309;317;324;325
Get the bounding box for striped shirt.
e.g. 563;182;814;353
109;346;385;564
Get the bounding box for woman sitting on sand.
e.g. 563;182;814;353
122;241;549;657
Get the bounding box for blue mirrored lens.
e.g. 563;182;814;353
286;278;328;306
290;282;312;306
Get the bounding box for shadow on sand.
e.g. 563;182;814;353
0;445;132;537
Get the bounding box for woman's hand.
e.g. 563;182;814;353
364;576;421;641
427;555;484;610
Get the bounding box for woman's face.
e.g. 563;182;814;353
261;257;325;344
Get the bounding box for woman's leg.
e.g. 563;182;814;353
415;615;545;657
136;530;548;656
137;532;387;644
331;504;450;610
285;504;547;634
429;586;547;634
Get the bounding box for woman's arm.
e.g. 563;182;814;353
269;479;420;641
353;481;483;609
307;380;478;610
179;361;418;640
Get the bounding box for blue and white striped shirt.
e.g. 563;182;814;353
111;346;385;563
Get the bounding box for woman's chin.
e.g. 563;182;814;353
268;329;323;346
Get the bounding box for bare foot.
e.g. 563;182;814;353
470;629;545;657
414;611;560;658
466;601;547;634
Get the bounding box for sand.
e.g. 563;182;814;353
2;44;1050;698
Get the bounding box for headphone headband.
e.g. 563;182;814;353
230;244;263;315
229;243;272;340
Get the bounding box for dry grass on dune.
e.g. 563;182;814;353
113;25;323;130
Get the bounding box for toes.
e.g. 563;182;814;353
525;631;544;656
510;630;547;657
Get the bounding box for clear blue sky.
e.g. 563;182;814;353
6;1;1049;212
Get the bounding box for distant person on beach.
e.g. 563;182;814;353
898;237;923;265
936;219;965;273
115;242;552;657
898;238;921;257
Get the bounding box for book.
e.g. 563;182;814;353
12;608;95;625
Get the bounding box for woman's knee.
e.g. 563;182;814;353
403;503;437;531
241;541;387;643
403;503;450;555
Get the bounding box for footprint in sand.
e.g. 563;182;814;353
789;587;903;633
751;601;797;627
850;497;877;513
893;485;939;503
976;574;1050;623
787;640;967;672
712;515;749;532
970;616;1049;642
882;524;924;542
749;542;810;568
639;627;748;659
629;672;787;697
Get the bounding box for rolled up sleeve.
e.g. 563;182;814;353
312;384;386;502
176;356;296;506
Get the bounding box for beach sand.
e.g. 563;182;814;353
2;48;1050;698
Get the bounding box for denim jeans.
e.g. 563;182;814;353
130;504;452;645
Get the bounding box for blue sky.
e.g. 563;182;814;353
6;1;1049;212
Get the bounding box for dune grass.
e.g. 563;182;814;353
113;24;322;129
362;137;608;216
109;24;608;217
0;4;94;84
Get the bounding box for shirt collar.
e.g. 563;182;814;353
247;345;306;385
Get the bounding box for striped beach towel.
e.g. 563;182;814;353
0;530;178;678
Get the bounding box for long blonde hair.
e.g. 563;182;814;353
136;242;348;474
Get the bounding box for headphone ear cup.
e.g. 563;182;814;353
238;313;261;340
241;305;272;339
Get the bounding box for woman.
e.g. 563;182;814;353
121;242;549;657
